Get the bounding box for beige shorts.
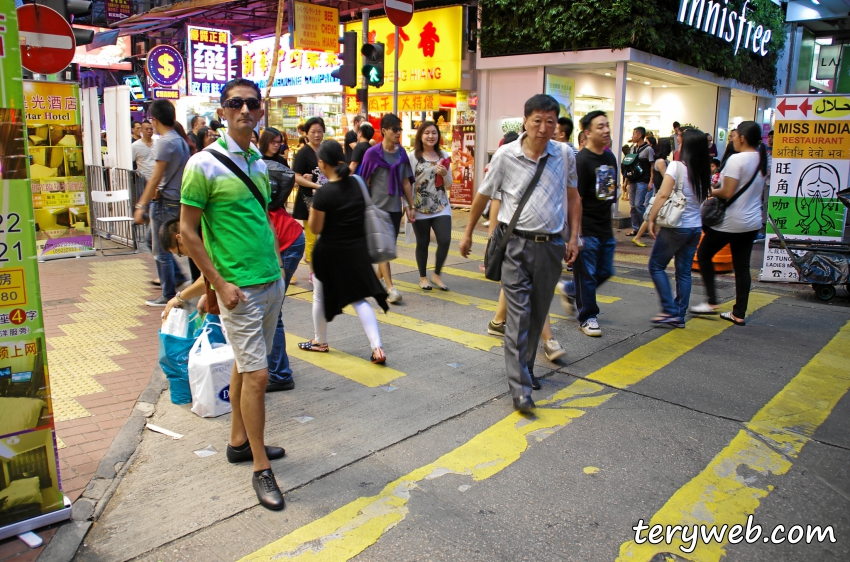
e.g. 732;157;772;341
217;278;284;373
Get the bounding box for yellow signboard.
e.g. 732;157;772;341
345;6;462;94
345;93;441;114
773;120;850;160
0;268;28;307
294;2;340;53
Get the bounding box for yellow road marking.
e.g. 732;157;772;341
616;319;850;562
390;280;572;322
608;275;656;289
396;241;485;262
287;291;503;352
286;334;404;388
241;295;780;562
392;258;620;304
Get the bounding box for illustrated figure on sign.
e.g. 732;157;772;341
795;162;840;235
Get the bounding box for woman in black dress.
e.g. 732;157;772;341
292;117;326;279
298;141;389;363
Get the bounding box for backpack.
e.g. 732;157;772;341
621;144;650;182
265;160;296;211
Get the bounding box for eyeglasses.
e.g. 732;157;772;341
270;139;282;145
388;127;402;134
223;97;261;110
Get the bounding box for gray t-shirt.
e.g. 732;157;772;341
131;139;155;180
152;130;190;201
369;149;413;213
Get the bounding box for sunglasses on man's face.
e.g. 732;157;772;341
388;127;402;134
223;97;261;111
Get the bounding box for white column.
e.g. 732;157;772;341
715;87;731;158
474;68;490;195
611;61;627;219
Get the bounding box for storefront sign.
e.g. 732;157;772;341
544;75;575;120
106;0;132;23
293;2;339;53
187;26;230;97
761;94;850;281
72;26;131;70
456;90;469;111
152;88;180;100
677;0;773;56
345;6;463;95
345;92;441;113
146;44;184;87
816;45;841;81
24;81;95;259
0;0;68;536
123;75;145;101
450;124;475;206
242;34;341;96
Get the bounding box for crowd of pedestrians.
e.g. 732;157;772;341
138;78;769;511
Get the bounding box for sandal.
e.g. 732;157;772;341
298;340;329;352
651;315;685;328
720;312;745;326
625;230;637;237
371;348;386;364
632;238;646;248
430;278;449;291
419;282;433;291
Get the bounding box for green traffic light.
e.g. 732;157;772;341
369;67;380;84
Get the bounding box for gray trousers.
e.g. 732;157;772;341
501;235;565;399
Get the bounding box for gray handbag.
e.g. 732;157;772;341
352;174;397;264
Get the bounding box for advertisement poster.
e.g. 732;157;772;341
450;124;475;207
23;81;95;260
293;2;339;53
242;34;341;97
187;26;231;97
105;0;132;23
761;94;850;281
0;0;68;537
544;74;575;121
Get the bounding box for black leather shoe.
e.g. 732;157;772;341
530;374;541;390
227;442;286;464
513;396;535;413
252;469;285;510
266;379;295;392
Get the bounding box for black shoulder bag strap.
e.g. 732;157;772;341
722;167;760;210
498;154;550;253
204;148;267;212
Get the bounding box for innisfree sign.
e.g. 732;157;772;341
678;0;772;57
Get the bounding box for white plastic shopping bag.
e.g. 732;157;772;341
404;214;414;245
161;307;189;337
188;326;234;418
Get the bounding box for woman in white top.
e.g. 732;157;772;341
646;129;712;327
692;121;768;325
408;122;452;290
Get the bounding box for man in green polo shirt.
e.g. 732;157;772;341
180;78;286;511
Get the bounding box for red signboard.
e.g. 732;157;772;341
384;0;414;27
17;4;76;75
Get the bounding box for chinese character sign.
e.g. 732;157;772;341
105;0;132;23
188;26;230;97
544;74;575;121
241;34;342;97
345;6;463;95
0;0;68;533
293;2;339;53
24;81;94;259
450;124;476;207
761;95;850;282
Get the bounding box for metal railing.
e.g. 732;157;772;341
86;165;144;250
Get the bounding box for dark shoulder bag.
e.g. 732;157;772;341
484;154;549;281
201;148;269;315
701;167;759;228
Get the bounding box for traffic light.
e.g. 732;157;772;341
330;31;358;88
361;42;385;88
40;0;94;46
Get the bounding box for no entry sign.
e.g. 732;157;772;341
384;0;413;27
17;4;76;75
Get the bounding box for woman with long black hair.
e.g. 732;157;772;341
646;129;712;328
298;140;389;363
692;121;768;325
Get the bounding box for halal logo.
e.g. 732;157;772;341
147;45;184;87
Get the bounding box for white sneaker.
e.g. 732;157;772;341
691;303;719;315
543;338;566;361
580;318;602;337
387;287;403;304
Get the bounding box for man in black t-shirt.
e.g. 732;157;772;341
559;110;618;337
348;122;374;174
344;114;364;163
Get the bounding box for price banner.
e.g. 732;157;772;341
0;0;69;537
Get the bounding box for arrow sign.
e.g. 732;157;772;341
776;98;798;117
17;4;76;75
385;0;414;27
798;98;812;116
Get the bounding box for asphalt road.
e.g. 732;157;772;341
76;236;850;562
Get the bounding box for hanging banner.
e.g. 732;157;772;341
761;94;850;281
24;81;95;260
0;0;70;540
450;124;475;207
187;26;231;97
544;74;576;121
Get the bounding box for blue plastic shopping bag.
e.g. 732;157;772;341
158;311;203;405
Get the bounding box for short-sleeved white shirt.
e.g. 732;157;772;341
717;152;766;233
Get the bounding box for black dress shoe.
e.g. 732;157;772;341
266;379;295;392
512;396;535;413
227;442;286;464
252;469;285;510
530;374;541;390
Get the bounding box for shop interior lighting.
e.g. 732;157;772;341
626;77;632;81
662;85;667;88
604;72;611;76
811;0;819;5
644;81;650;85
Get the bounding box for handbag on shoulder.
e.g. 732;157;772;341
484;155;549;282
644;161;686;228
352;175;397;264
701;167;759;227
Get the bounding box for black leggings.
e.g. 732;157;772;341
697;226;758;318
412;215;452;277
